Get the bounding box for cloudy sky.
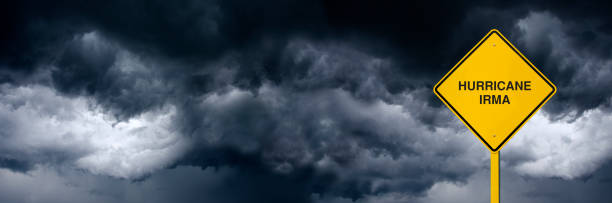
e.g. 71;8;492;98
1;0;612;202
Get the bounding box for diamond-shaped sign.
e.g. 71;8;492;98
434;29;556;152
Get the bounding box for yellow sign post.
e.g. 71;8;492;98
433;29;556;203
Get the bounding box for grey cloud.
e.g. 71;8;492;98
0;32;484;201
2;1;612;203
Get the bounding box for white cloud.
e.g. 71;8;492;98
0;84;189;179
506;109;612;179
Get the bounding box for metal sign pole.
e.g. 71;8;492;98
491;151;500;203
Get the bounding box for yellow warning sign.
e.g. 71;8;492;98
434;29;556;152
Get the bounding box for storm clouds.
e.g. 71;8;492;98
1;0;612;202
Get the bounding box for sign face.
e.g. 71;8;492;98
434;29;556;152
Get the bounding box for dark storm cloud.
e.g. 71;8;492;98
1;0;515;90
2;0;612;203
13;0;609;116
49;32;176;120
511;11;612;118
0;157;31;172
171;59;477;200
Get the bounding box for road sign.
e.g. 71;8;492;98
434;29;556;152
433;29;556;203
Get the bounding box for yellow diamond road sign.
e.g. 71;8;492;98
434;29;556;152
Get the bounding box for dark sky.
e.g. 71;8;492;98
1;0;612;202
